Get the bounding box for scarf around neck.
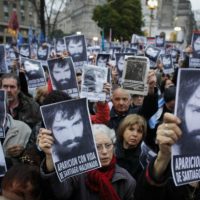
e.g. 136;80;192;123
86;156;121;200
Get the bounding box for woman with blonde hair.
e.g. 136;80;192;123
116;114;147;180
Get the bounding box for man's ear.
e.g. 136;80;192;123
111;95;114;103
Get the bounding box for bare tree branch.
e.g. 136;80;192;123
29;0;40;18
51;0;65;35
30;0;66;38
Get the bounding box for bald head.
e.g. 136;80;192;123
112;88;131;114
112;88;131;98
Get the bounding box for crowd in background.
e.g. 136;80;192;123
0;31;198;200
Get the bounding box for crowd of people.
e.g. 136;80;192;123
0;31;199;200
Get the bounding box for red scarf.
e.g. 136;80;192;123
86;156;121;200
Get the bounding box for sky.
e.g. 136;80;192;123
190;0;200;11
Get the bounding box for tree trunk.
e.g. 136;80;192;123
40;0;46;38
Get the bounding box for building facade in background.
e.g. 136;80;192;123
0;0;196;46
57;0;106;45
56;0;196;46
141;0;196;46
0;0;39;43
193;10;200;30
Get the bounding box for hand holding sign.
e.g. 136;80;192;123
38;128;54;172
154;113;182;179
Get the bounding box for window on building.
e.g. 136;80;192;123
3;5;8;13
20;0;24;6
0;25;4;33
3;1;8;6
21;11;25;22
28;1;32;9
13;3;17;8
4;12;9;21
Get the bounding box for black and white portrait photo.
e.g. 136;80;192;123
5;45;19;72
40;98;100;182
22;58;46;89
47;57;79;98
192;32;200;58
115;53;126;80
81;65;108;102
0;90;6;138
56;38;66;54
49;44;56;58
65;35;87;68
5;45;18;60
172;68;200;186
109;46;121;60
124;58;145;81
145;45;161;68
155;35;165;48
125;48;137;54
19;44;31;58
37;45;49;61
160;54;174;74
130;43;138;51
0;45;7;73
0;143;7;177
145;45;161;62
122;56;149;96
90;46;101;56
30;43;38;59
190;32;200;68
96;53;110;68
115;53;136;81
131;34;147;45
170;48;180;64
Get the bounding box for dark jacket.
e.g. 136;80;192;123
145;103;172;153
10;92;41;129
108;91;158;132
115;140;143;181
108;106;140;131
41;161;136;200
135;158;200;200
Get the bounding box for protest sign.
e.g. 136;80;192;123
41;98;101;182
145;45;161;68
64;35;88;70
122;56;149;95
80;65;108;102
96;53;110;68
21;58;46;89
0;90;6;138
189;31;200;68
48;57;79;98
172;68;200;186
0;45;7;73
160;54;174;74
0;143;7;177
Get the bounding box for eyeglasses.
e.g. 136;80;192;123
96;143;113;152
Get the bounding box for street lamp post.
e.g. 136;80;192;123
174;26;184;44
147;0;158;37
76;31;82;35
93;36;98;46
